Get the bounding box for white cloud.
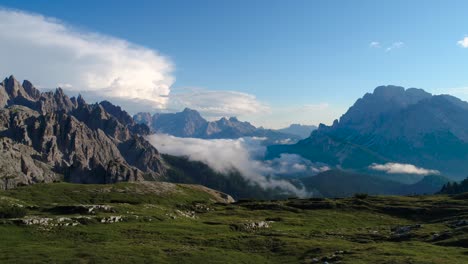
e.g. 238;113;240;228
457;36;468;48
386;42;404;52
0;8;344;129
370;41;404;52
264;154;330;175
168;87;270;119
0;8;174;109
369;41;380;48
146;134;317;197
0;8;273;119
369;162;440;175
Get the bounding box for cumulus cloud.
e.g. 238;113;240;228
0;8;174;109
168;87;270;119
369;162;440;175
369;41;380;48
457;36;468;48
0;8;340;129
385;42;404;52
147;134;323;197
0;8;273;119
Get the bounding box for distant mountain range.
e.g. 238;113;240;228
277;124;317;138
0;76;297;198
268;85;468;180
0;75;461;197
134;109;303;143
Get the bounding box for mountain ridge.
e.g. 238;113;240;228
268;85;468;179
276;124;317;139
134;109;301;143
0;76;165;189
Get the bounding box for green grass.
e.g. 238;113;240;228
1;183;468;263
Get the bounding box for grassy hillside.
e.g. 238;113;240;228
1;183;468;263
301;170;404;197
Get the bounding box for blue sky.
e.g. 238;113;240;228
1;0;468;128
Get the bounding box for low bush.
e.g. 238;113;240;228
0;205;27;218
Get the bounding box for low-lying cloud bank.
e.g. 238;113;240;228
369;162;440;175
147;134;327;197
264;154;330;176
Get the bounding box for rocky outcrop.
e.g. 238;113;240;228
0;137;59;190
0;76;166;189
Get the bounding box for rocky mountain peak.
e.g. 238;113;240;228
0;76;166;189
269;84;468;179
22;80;41;100
337;86;432;129
92;104;111;120
3;75;31;100
181;108;204;119
76;94;86;107
373;85;405;98
99;100;134;125
371;85;431;104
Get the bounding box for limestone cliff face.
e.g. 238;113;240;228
0;76;165;189
0;137;58;190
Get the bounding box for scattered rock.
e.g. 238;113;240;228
99;215;124;224
390;224;422;241
20;217;53;226
175;210;197;219
230;221;273;232
48;204;115;215
86;205;114;214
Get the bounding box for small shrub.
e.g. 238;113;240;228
354;193;369;199
0;205;27;218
